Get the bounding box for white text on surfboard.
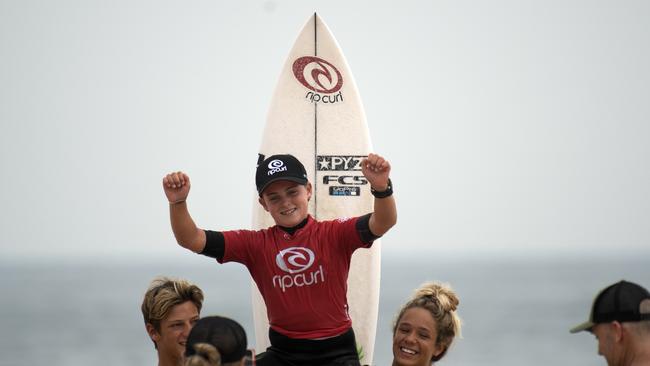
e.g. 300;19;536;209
317;156;364;171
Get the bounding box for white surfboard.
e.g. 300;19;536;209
251;13;380;365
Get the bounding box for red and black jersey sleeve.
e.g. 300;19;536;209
201;230;225;261
355;212;381;245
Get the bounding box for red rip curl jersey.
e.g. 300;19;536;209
218;215;372;339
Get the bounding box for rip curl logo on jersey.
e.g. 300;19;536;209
275;247;314;274
273;247;325;292
267;159;288;176
292;56;344;104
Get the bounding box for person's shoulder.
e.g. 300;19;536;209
314;216;357;227
223;226;270;237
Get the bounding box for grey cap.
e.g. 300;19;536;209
570;280;650;333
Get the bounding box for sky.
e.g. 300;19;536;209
1;0;649;262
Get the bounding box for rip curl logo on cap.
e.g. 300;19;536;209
268;160;284;169
275;247;315;274
267;159;287;176
292;56;343;94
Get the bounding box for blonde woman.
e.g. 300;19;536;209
184;316;248;366
392;282;462;366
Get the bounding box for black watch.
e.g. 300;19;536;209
371;178;393;198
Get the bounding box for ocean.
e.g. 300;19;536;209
0;255;647;366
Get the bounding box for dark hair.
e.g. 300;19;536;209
185;316;247;364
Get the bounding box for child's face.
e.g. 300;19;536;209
146;301;200;364
258;180;312;227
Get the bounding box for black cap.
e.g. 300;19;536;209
185;316;247;363
255;154;308;195
570;280;650;333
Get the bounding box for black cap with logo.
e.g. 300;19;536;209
185;316;247;363
255;154;308;195
570;280;650;333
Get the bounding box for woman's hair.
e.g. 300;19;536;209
185;316;247;366
393;282;462;362
185;343;222;366
141;276;204;334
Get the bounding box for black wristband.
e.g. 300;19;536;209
371;178;393;198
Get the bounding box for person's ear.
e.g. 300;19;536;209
611;321;624;343
433;344;446;358
258;196;269;212
146;323;160;343
306;182;313;201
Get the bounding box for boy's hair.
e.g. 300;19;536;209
141;276;204;333
393;282;462;362
626;320;650;337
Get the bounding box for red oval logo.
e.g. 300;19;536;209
292;56;343;94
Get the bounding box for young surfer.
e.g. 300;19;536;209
162;153;396;366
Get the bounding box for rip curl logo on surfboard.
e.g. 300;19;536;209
292;56;344;104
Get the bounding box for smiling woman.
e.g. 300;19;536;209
392;282;462;366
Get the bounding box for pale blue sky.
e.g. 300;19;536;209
1;0;649;261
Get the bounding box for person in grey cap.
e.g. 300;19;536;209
570;280;650;366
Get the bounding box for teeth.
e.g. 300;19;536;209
401;347;417;355
282;208;296;215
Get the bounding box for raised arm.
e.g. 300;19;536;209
162;172;206;253
362;153;397;237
